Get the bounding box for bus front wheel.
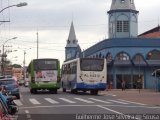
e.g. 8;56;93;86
50;89;57;94
54;89;57;94
90;90;98;95
63;88;66;92
30;89;37;94
71;89;77;94
30;89;33;94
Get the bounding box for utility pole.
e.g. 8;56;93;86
37;31;39;59
0;37;17;76
1;45;5;76
23;51;26;80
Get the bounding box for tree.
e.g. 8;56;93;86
11;64;22;68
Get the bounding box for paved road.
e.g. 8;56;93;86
15;86;160;120
100;89;160;106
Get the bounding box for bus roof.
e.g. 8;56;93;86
32;58;59;61
62;58;104;65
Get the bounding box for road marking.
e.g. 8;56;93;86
14;100;23;106
88;98;111;104
108;99;128;104
25;110;31;119
97;105;123;114
59;98;76;103
118;99;146;106
29;99;41;105
107;94;117;97
44;98;59;104
19;104;160;109
97;105;140;120
74;98;94;103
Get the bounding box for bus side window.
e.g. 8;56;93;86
71;63;74;74
72;62;77;74
67;64;71;74
63;65;67;74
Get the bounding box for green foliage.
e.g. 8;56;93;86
11;64;22;68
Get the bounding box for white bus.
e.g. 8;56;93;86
61;58;107;95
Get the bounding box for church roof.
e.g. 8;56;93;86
109;0;137;12
83;38;160;57
139;32;160;38
139;25;160;38
66;22;78;47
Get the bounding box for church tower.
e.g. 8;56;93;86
65;22;81;61
108;0;139;38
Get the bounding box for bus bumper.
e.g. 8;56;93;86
30;83;60;89
76;83;106;90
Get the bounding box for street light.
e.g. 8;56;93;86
23;48;31;80
0;2;27;14
0;37;17;47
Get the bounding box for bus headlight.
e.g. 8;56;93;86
31;77;35;83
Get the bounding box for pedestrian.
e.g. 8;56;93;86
137;78;141;93
121;80;125;91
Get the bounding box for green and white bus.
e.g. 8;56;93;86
27;58;60;94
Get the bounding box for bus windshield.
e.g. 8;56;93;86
34;59;58;70
80;58;104;71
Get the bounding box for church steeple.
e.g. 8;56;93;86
65;22;81;61
110;0;136;11
108;0;139;38
66;21;78;47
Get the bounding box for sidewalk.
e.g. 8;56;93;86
100;89;160;106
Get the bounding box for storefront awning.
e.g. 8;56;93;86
114;60;132;66
132;60;147;66
146;60;160;66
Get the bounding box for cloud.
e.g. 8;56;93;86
1;0;160;65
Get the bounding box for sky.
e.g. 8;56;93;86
0;0;160;66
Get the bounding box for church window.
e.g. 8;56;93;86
117;21;129;32
110;22;115;34
116;52;129;61
123;21;129;32
134;54;144;62
117;21;123;32
146;50;160;60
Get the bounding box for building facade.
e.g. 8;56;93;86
65;0;160;90
12;67;23;80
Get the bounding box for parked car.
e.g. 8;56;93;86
0;78;20;99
